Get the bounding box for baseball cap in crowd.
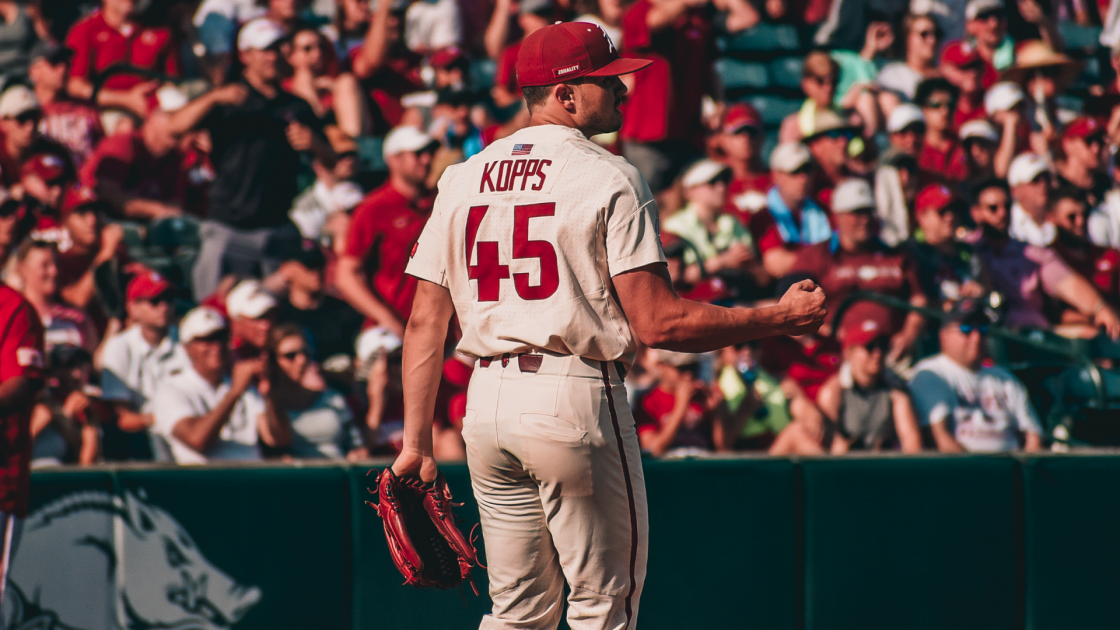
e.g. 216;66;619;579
0;85;39;118
915;184;956;215
430;47;468;70
1007;152;1050;186
225;280;278;319
328;181;365;213
801;109;859;143
357;326;403;363
127;269;173;303
21;152;69;184
61;184;104;217
960;119;999;144
940;41;983;68
840;315;890;350
680;159;730;188
657;349;704;368
382;126;438;159
886;103;925;134
965;0;1003;20
238;18;287;51
723;103;763;134
769;142;812;173
984;82;1024;115
179;306;228;344
516;22;650;88
831;179;876;214
1062;115;1105;141
30;43;74;66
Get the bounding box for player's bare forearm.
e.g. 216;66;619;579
614;263;826;352
400;280;455;457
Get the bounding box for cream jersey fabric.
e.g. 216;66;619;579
406;124;665;363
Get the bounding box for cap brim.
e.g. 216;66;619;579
585;57;653;78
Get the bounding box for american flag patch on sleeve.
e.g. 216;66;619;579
511;144;533;156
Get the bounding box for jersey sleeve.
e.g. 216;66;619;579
0;300;44;383
604;168;665;277
405;194;450;287
907;369;956;427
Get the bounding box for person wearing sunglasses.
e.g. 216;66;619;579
939;41;989;129
635;350;740;457
1045;187;1120;329
970;178;1120;337
875;13;940;112
909;297;1043;453
901;184;987;306
1007;152;1055;246
1055;116;1112;209
801;109;857;202
752;142;831;279
720;104;771;219
100;269;189;462
0;86;75;192
961;0;1011;79
779;51;839;143
916;78;968;183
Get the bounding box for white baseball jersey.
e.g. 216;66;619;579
406;124;665;363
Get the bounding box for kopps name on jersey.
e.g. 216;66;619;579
472;157;568;196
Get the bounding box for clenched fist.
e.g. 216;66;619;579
778;280;827;335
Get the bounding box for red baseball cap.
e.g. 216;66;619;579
1062;115;1105;140
723;103;764;134
915;184;956;215
430;46;467;69
61;184;99;216
21;152;69;184
516;22;651;87
127;269;172;302
839;303;893;349
940;41;982;68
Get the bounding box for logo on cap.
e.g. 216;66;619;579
554;63;582;77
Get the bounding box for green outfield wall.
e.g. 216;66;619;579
15;454;1120;630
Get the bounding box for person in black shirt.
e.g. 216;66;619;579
167;18;334;300
899;184;987;307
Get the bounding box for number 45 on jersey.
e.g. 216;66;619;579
466;203;559;302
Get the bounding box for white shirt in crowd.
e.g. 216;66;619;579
1009;202;1056;246
1089;190;1120;250
152;365;266;464
404;0;460;53
100;325;190;412
908;354;1043;452
287;390;362;459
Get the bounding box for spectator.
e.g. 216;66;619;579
0;86;73;191
1055;116;1111;208
168;18;333;300
9;239;99;354
885;103;926;157
969;178;1120;335
985;80;1030;156
939;41;988;128
100;270;189;460
486;0;550;108
750;143;831;279
635;350;740;457
264;323;366;459
901;183;986;305
664;159;768;296
289;126;362;244
428;46;470;92
192;0;268;85
790;178;928;361
327;0;373;60
779;51;840;143
877;13;941;109
65;0;179;119
958;0;1012;82
960;119;1005;182
1005;0;1063;50
0;192;20;264
404;0;461;54
81;88;189;222
909;297;1044;452
1091;164;1120;249
355;325;406;454
801;109;857;207
226;279;278;358
30;343;101;466
270;238;364;364
30;45;103;171
916;78;968;183
19;152;71;222
720;103;771;219
1002;41;1081;154
1046;187;1120;322
152;306;290;464
336;126;436;337
1008;152;1056;245
830;17;895;136
283;26;365;135
52;186;126;312
347;0;426;135
0;0;44;87
874;150;920;246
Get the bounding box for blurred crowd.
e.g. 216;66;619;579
6;0;1120;466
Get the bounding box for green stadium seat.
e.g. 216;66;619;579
721;23;800;53
743;94;802;126
355;136;386;172
768;56;804;90
1059;22;1102;50
715;59;769;90
117;222;147;258
470;58;496;93
146;216;201;251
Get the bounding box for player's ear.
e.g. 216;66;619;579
554;83;578;113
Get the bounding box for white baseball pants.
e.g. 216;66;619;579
463;354;648;630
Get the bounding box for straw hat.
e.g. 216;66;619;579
1000;40;1083;91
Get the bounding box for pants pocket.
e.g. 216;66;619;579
519;414;587;443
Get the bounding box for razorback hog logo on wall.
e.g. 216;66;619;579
3;490;261;630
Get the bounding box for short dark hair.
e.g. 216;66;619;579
915;78;958;107
970;177;1010;203
1048;186;1087;210
521;84;553;110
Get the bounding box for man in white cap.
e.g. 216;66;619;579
959;119;1006;181
661;159;767;296
791;178;928;361
336;125;438;337
958;0;1011;76
885;103;925;157
225;279;278;359
752;142;831;279
168;17;335;300
152;306;291;464
29;45;103;171
0;85;72;190
1007;152;1056;246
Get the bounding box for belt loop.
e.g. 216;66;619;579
480;357;492;368
501;353;510;367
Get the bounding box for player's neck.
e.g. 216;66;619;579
527;111;592;138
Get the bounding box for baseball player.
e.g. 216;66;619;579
392;22;827;630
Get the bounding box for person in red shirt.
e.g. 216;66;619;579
721;103;771;219
335;126;437;337
1046;187;1120;324
64;0;179;117
0;86;75;191
790;178;928;361
939;41;988;131
486;0;551;108
916;78;968;183
636;350;738;457
53;186;126;313
749;142;833;279
347;0;425;135
0;283;45;598
951;0;1007;90
1055;116;1112;209
29;45;104;171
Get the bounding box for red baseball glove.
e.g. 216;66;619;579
367;467;479;591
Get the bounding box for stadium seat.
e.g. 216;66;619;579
1059;22;1103;50
715;59;770;91
356;136;386;172
768;57;804;90
118;222;147;258
470;58;496;93
146;216;201;251
721;23;801;53
743;94;802;126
